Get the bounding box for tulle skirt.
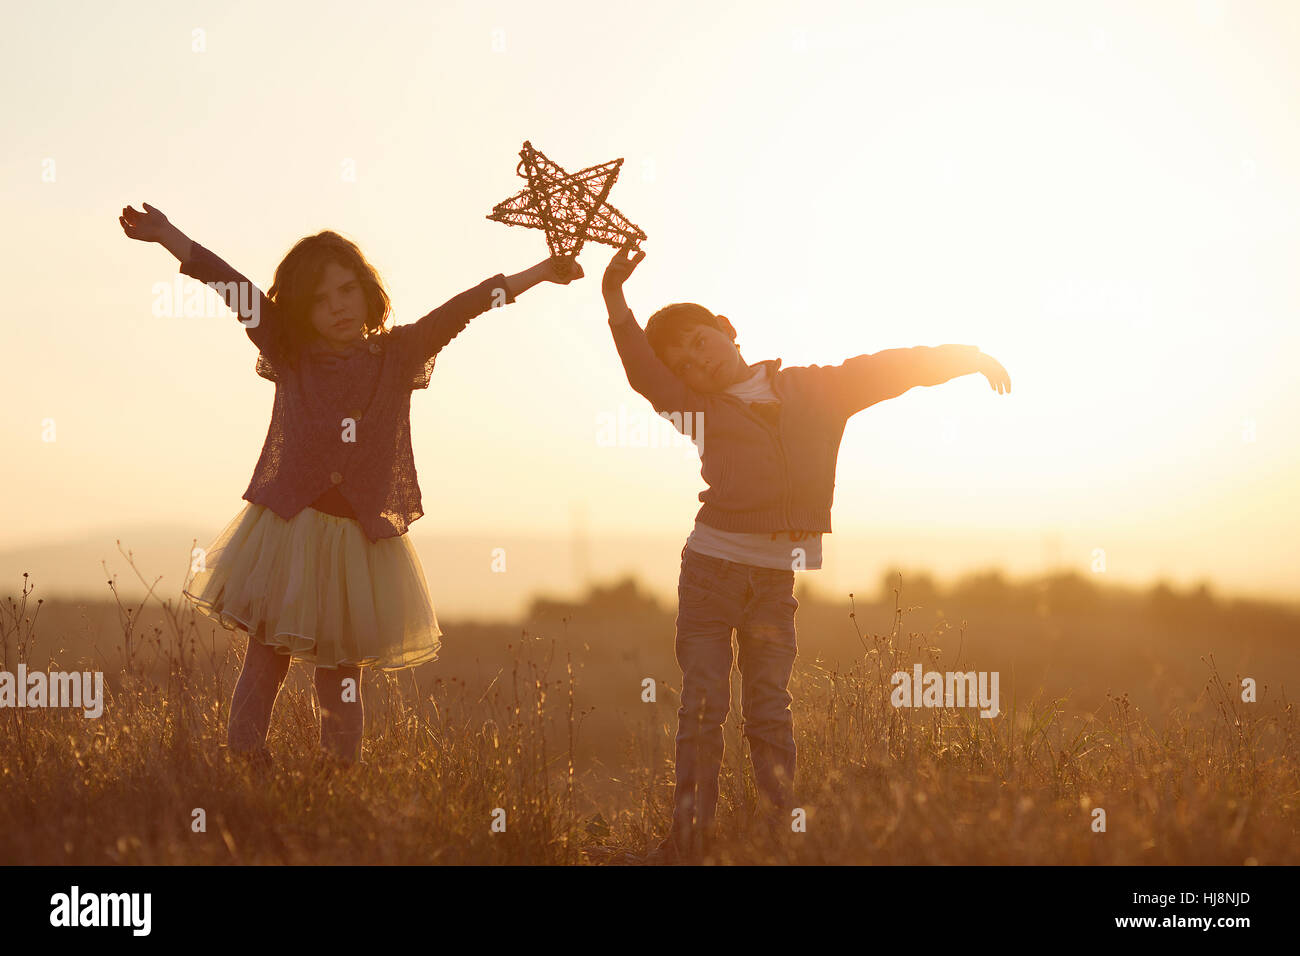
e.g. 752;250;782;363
182;502;441;670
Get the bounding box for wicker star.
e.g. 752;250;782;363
487;141;646;260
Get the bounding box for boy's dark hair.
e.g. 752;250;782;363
645;302;729;363
267;230;392;358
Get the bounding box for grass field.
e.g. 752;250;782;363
1;556;1296;865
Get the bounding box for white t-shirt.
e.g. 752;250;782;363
685;364;824;571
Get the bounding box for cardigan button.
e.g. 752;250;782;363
369;341;382;355
329;471;343;485
349;408;363;421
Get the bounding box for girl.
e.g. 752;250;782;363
119;202;582;767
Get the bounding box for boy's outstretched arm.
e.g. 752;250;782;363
120;202;288;370
827;345;1011;417
602;242;699;414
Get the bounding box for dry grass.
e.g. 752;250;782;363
0;553;1295;865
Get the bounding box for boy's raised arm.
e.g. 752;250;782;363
826;344;1010;417
603;243;699;414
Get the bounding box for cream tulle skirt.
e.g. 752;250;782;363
182;502;441;670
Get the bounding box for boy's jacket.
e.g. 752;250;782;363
608;309;980;533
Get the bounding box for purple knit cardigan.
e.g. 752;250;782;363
180;242;514;541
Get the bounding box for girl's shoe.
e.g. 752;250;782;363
643;831;712;865
643;837;681;866
218;744;274;775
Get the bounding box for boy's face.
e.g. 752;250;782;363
660;317;748;392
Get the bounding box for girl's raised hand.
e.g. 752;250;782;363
545;255;584;285
602;240;645;297
119;202;171;243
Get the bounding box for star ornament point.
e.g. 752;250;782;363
487;141;647;260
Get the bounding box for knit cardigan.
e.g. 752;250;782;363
180;242;515;541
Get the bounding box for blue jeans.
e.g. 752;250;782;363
670;544;799;851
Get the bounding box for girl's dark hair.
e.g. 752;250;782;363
267;231;392;358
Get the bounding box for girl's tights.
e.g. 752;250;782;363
227;635;364;762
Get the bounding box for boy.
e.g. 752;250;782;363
600;241;1011;863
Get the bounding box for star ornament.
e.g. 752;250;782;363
487;141;647;263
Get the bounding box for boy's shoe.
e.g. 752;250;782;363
757;807;791;838
312;750;366;779
756;814;795;859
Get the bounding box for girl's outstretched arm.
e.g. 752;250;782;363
120;203;288;374
398;255;581;384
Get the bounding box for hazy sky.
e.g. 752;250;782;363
3;0;1298;606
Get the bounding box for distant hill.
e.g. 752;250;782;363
4;521;1297;621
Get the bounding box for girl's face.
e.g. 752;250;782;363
309;260;369;350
